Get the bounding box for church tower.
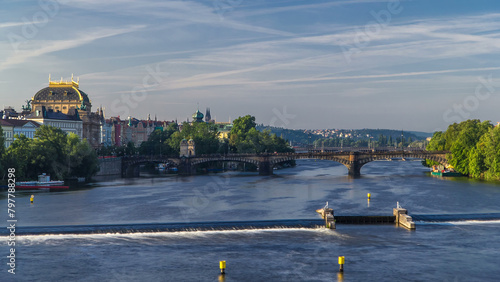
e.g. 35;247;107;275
205;107;212;122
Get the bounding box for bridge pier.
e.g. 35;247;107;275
123;165;140;178
258;161;273;176
347;164;361;177
178;158;195;176
347;152;361;177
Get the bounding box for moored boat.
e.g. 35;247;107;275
17;173;65;186
431;166;462;177
16;185;69;190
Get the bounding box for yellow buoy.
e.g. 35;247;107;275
30;195;34;204
219;260;226;274
338;256;345;272
338;256;345;265
367;193;371;199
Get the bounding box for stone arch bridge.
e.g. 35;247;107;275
121;150;449;177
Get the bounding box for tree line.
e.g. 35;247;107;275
99;115;294;157
426;119;500;180
0;125;99;181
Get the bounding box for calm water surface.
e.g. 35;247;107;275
2;160;500;281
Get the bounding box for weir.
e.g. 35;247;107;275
4;212;500;236
316;202;416;230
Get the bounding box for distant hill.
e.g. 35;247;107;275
256;125;430;147
407;131;433;138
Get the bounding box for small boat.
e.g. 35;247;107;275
17;181;65;185
431;166;461;177
431;170;462;177
17;173;65;186
16;185;69;190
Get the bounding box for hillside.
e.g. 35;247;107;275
256;125;430;147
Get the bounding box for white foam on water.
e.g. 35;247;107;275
446;219;500;225
417;220;500;226
4;226;339;243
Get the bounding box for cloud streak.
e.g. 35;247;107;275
0;25;145;72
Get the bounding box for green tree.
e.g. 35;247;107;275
229;116;293;154
6;134;33;180
468;147;484;178
426;120;493;177
168;122;221;155
5;125;99;180
448;120;492;175
31;125;68;179
66;133;99;179
477;126;500;180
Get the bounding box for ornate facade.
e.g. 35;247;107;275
180;139;195;157
31;76;103;148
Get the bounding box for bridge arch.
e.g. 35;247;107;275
191;156;260;167
122;157;180;177
270;155;350;166
357;153;450;167
353;152;450;176
269;154;353;175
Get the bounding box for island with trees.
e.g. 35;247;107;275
426;119;500;180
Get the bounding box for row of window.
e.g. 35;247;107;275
2;131;35;139
47;121;81;129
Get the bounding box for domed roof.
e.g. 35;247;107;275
33;79;90;103
33;86;90;102
192;110;204;122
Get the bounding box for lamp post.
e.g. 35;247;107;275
160;136;162;157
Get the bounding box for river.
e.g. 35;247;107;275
2;160;500;281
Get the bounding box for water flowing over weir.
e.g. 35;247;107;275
3;213;500;236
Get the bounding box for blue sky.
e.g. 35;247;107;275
2;0;500;131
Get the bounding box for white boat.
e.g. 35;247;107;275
17;173;64;186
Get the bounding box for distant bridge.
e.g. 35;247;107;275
121;150;449;177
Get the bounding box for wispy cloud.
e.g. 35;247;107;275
0;21;30;29
0;25;144;72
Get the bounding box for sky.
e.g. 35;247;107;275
1;0;500;132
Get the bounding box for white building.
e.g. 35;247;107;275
25;107;83;138
0;119;41;147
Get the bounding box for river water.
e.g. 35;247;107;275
2;160;500;281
